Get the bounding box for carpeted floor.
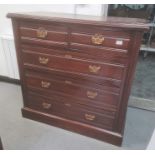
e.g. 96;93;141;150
0;82;155;150
131;53;155;100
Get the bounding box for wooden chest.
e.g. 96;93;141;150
7;12;148;146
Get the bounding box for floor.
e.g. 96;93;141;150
0;82;155;150
147;128;155;149
131;53;155;100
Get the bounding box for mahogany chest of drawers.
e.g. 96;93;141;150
7;12;148;146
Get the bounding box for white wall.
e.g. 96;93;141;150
0;4;106;35
74;4;104;16
0;4;106;79
0;38;8;77
0;4;75;35
0;4;75;78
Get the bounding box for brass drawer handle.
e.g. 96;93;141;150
42;102;51;109
38;57;49;64
85;114;96;121
37;27;47;38
64;103;71;107
87;91;98;99
41;81;51;88
89;65;101;74
64;54;72;59
65;80;72;84
92;34;104;45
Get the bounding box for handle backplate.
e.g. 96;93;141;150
87;91;98;99
41;81;51;88
42;102;51;109
85;114;96;121
92;34;104;45
39;57;49;64
37;27;47;38
89;65;101;74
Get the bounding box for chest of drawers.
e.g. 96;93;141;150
7;12;148;146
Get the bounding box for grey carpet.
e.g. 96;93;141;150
131;53;155;100
0;82;155;150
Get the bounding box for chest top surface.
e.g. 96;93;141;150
7;12;149;31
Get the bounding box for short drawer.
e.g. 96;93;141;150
25;71;120;106
19;21;68;47
26;92;115;130
22;50;125;80
70;26;131;50
71;33;130;50
22;44;129;66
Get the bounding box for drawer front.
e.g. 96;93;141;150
25;72;120;106
70;26;131;50
25;69;121;94
22;44;128;66
71;33;130;50
26;92;115;130
22;51;125;80
19;21;68;47
28;87;118;110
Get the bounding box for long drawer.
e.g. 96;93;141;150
25;71;120;106
26;92;115;130
22;50;125;80
21;44;129;66
27;86;118;110
24;69;121;94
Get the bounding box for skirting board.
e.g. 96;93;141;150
0;137;3;150
129;96;155;112
0;75;20;85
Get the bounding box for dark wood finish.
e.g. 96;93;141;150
22;51;125;80
21;44;129;66
7;12;148;30
25;69;121;94
20;21;68;48
70;32;130;50
20;24;67;40
22;107;122;145
27;87;117;111
25;71;120;106
8;12;148;146
26;92;115;130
